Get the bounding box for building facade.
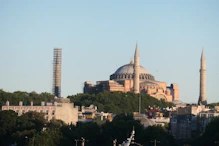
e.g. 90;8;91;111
84;43;179;102
1;98;78;125
170;105;219;140
197;110;219;133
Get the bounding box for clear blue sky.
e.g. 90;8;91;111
0;0;219;103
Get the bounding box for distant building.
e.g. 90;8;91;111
133;114;156;128
176;105;208;116
170;104;214;140
145;107;171;126
1;98;78;125
53;48;62;98
84;43;179;102
77;105;98;122
197;110;219;133
77;104;113;123
171;114;196;140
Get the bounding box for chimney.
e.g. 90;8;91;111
41;101;45;106
19;101;23;106
6;101;9;106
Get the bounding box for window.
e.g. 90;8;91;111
46;110;49;115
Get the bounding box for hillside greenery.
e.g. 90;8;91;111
0;89;54;107
67;91;174;114
0;89;174;114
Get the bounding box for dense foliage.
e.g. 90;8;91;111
68;92;174;114
189;117;219;146
207;102;219;108
0;110;177;146
0;89;54;107
0;110;54;146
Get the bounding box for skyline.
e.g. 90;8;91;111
0;0;219;103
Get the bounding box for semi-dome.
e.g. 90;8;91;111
172;100;184;105
140;81;159;87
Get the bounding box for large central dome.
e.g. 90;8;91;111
114;63;148;74
110;61;155;81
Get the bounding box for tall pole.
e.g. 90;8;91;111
151;139;160;146
81;137;88;146
81;137;84;146
113;139;117;146
75;139;79;146
75;137;88;146
139;94;141;114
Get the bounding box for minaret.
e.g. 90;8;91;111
198;49;207;105
133;42;140;94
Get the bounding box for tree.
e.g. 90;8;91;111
12;115;36;146
28;129;62;146
192;117;219;146
48;119;67;130
67;92;173;114
0;90;54;108
0;110;18;146
140;125;177;146
22;111;46;132
101;114;144;146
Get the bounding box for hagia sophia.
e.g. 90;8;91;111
84;43;180;102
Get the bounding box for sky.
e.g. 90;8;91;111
0;0;219;103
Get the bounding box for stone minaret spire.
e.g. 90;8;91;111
198;49;207;105
134;42;140;94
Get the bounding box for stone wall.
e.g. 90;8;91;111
55;103;78;125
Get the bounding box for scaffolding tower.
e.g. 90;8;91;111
53;48;62;98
